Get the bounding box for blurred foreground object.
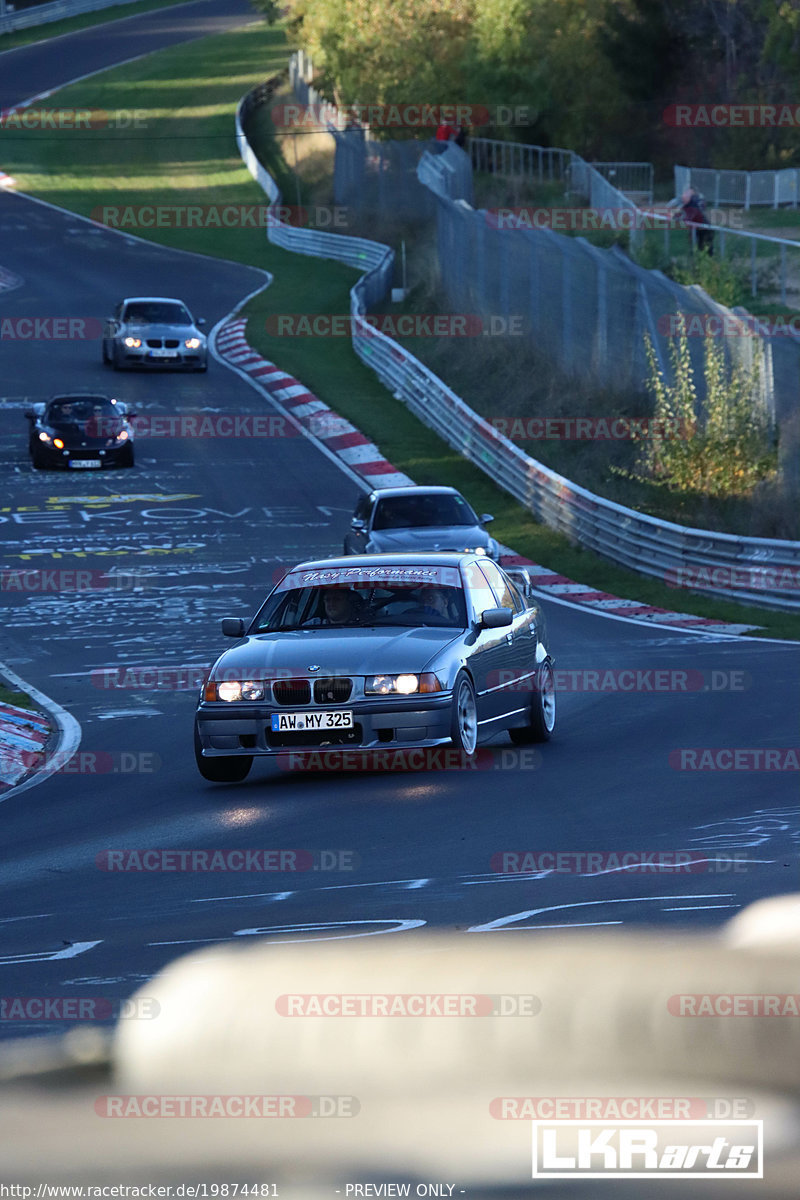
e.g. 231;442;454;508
1;896;798;1195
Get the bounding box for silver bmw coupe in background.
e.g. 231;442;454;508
102;296;207;371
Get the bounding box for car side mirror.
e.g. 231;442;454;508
504;567;535;602
480;607;513;629
480;513;494;524
197;318;206;327
125;410;137;419
351;517;366;531
221;617;245;638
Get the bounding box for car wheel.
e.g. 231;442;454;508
118;444;134;469
111;345;122;371
450;672;478;756
509;658;555;744
102;341;110;365
194;724;252;783
30;447;47;470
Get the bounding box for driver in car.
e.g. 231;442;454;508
322;588;364;624
420;586;452;619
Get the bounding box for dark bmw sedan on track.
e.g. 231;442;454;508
102;296;207;371
194;554;555;781
25;393;135;470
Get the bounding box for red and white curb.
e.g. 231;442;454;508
499;554;760;636
216;318;412;488
0;173;17;189
217;318;761;637
0;702;50;790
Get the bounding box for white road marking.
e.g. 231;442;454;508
0;940;102;965
468;895;736;932
150;918;426;947
0;913;53;923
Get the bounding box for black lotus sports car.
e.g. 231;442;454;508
26;393;135;470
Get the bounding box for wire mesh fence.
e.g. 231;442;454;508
675;164;800;209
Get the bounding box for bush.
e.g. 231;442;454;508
633;324;777;497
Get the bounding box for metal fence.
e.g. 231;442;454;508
235;79;800;611
419;149;779;417
675;164;800;209
0;0;132;34
469;138;573;185
469;138;653;205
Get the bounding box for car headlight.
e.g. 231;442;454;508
38;431;52;443
464;546;487;555
210;680;266;702
365;673;442;695
185;337;202;350
53;438;65;449
124;336;142;348
115;430;129;443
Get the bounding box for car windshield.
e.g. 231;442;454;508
372;493;476;530
47;397;117;424
253;566;467;632
123;302;192;325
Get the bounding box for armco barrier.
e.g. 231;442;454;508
0;0;134;35
235;81;800;613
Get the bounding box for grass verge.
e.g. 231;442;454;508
0;0;197;55
0;682;42;711
3;20;799;639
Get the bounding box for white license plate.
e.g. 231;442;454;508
68;460;102;469
271;710;353;732
150;348;178;358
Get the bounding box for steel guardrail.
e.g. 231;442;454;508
235;80;800;613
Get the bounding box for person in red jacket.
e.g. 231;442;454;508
674;185;715;255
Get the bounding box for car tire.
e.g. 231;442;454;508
111;345;123;371
30;448;47;470
102;341;111;365
118;444;134;469
449;671;478;756
194;724;252;783
509;658;555;744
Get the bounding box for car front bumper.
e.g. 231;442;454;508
195;693;453;758
114;343;206;369
32;443;130;469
